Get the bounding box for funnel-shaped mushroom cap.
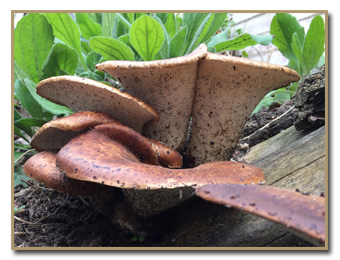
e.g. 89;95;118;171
93;123;183;168
31;111;120;151
36;76;159;133
56;129;265;190
96;44;208;152
195;183;325;245
188;52;300;166
23;151;105;196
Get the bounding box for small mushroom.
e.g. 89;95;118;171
195;183;325;245
188;52;300;166
96;44;208;152
36;75;159;133
56;127;265;217
23;151;105;196
31;111;120;151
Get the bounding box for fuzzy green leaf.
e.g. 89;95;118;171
169;26;188;58
75;13;102;40
14;13;54;83
42;43;78;78
89;36;135;60
270;13;305;60
164;13;177;38
14;79;43;119
213;33;272;52
129;15;165;61
302;15;325;74
102;13;116;37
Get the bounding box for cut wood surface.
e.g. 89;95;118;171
155;126;326;247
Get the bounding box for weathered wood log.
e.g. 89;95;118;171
154;125;325;247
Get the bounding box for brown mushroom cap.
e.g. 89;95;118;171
95;44;208;152
93;123;183;168
195;183;325;244
31;111;120;151
23;151;105;196
56;129;265;190
36;75;159;133
188;52;300;166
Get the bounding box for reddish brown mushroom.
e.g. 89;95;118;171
23;151;105;196
56;127;265;216
31;111;120;151
195;183;325;245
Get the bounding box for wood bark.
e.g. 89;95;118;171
154;126;326;247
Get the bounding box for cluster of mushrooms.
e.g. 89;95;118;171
23;44;325;245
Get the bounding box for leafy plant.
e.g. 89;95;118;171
13;12;274;186
253;13;325;113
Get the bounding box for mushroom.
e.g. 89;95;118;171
187;52;300;166
31;111;120;151
23;150;106;196
195;183;325;246
36;75;159;133
56;125;265;217
95;44;208;152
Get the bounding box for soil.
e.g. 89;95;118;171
13;66;325;248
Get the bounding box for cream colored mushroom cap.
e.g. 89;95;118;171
36;76;159;133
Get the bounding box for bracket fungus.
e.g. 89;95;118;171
21;43;324;245
56;123;265;217
188;52;300;165
195;183;325;245
96;44;208;152
36;75;159;133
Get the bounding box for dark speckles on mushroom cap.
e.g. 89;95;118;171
95;44;208;152
57;129;265;190
195;183;325;243
31;111;121;151
36;76;159;133
23;151;106;196
188;52;300;166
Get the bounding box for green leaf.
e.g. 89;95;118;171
102;13;116;37
116;13;132;30
14;60;29;82
44;13;87;69
169;26;188;58
89;36;135;61
270;13;305;60
24;79;74;115
14;79;43;119
181;13;210;55
186;14;214;54
15;117;48;129
14;164;31;187
302;15;325;74
75;13;102;40
14;13;54;83
164;13;177;38
207;28;229;48
42;43;79;78
129;15;165;61
86;51;103;71
213;33;272;52
291;32;303;75
199;13;227;44
14;125;31;142
153;16;170;60
81;40;92;55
